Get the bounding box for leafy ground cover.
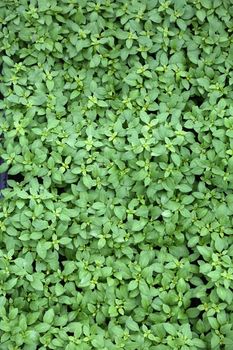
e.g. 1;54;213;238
0;0;233;349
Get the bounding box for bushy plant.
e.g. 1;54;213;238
0;0;233;349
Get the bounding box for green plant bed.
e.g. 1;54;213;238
0;0;233;349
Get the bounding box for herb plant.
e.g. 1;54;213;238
0;0;233;349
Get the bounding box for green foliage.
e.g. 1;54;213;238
0;0;233;349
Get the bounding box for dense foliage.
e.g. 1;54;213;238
0;0;233;349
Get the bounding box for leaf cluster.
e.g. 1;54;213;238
0;0;233;349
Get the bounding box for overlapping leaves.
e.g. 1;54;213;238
0;0;233;349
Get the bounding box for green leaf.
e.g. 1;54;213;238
55;283;64;296
43;309;55;324
163;323;176;336
91;335;104;348
5;278;18;290
2;55;14;66
148;9;162;23
38;0;50;10
176;184;192;193
216;286;227;301
8;164;23;175
128;280;138;291
200;0;212;9
83;175;95;189
131;220;146;232
211;333;220;348
114;206;126;220
98;238;106;249
31;278;43;291
36;241;50;259
192;339;206;348
139;251;151;268
46;80;54;91
126;317;140;332
215;236;225;252
60;237;72;245
197;246;212;260
108;305;118;317
196;9;206;21
177;278;186;293
31;93;47;106
63;261;76;275
35;323;51;333
196;77;209;90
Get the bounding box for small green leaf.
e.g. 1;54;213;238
126;317;140;332
35;323;51;333
163;323;176;336
43;309;55;324
131;220;146;232
128;280;138;291
31;278;43;291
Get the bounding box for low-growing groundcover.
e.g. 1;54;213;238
0;0;233;349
